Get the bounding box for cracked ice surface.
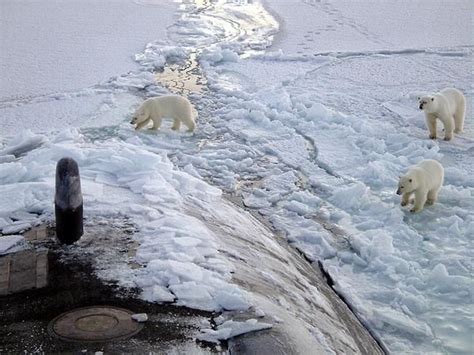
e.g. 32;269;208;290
1;0;473;353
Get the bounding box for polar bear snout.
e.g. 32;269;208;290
418;96;437;112
419;100;429;110
396;188;402;195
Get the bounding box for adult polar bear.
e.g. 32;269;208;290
131;95;196;132
397;159;444;213
418;88;466;141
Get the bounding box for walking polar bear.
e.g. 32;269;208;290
418;88;465;141
131;95;196;132
397;159;444;213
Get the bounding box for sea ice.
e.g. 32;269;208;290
0;235;26;255
131;313;148;323
1;0;472;352
197;319;272;344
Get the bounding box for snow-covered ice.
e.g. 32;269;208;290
197;319;273;344
0;235;26;255
0;128;250;311
131;313;148;323
0;0;177;98
1;0;473;353
0;0;177;135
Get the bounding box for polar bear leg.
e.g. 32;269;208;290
425;114;437;139
401;192;411;206
171;119;181;131
426;188;439;205
411;191;427;213
150;117;162;130
135;118;151;130
185;120;196;132
441;115;454;141
454;95;466;133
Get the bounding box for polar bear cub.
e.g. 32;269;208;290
131;95;196;132
418;88;465;141
397;159;444;213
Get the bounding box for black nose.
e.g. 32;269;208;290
419;104;423;110
396;188;401;195
130;121;134;124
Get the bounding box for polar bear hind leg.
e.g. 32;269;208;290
171;119;181;131
426;188;439;205
185;119;196;132
442;115;455;141
454;94;466;133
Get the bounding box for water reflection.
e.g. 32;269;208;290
156;0;278;95
156;52;206;96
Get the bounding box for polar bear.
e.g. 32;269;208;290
131;95;196;132
397;159;444;213
418;88;466;141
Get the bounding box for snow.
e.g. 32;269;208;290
268;0;472;54
0;128;250;313
197;319;273;344
0;0;177;136
0;130;46;157
135;44;189;70
1;0;473;353
131;313;148;323
0;235;26;255
166;0;472;352
1;222;34;235
0;0;177;98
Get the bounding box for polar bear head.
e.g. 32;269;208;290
130;102;150;125
396;173;418;195
417;95;437;113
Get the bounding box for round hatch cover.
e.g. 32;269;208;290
48;306;144;342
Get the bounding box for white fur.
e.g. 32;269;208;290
418;88;466;141
397;159;444;213
131;95;196;132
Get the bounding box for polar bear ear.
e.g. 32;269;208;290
417;97;420;101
